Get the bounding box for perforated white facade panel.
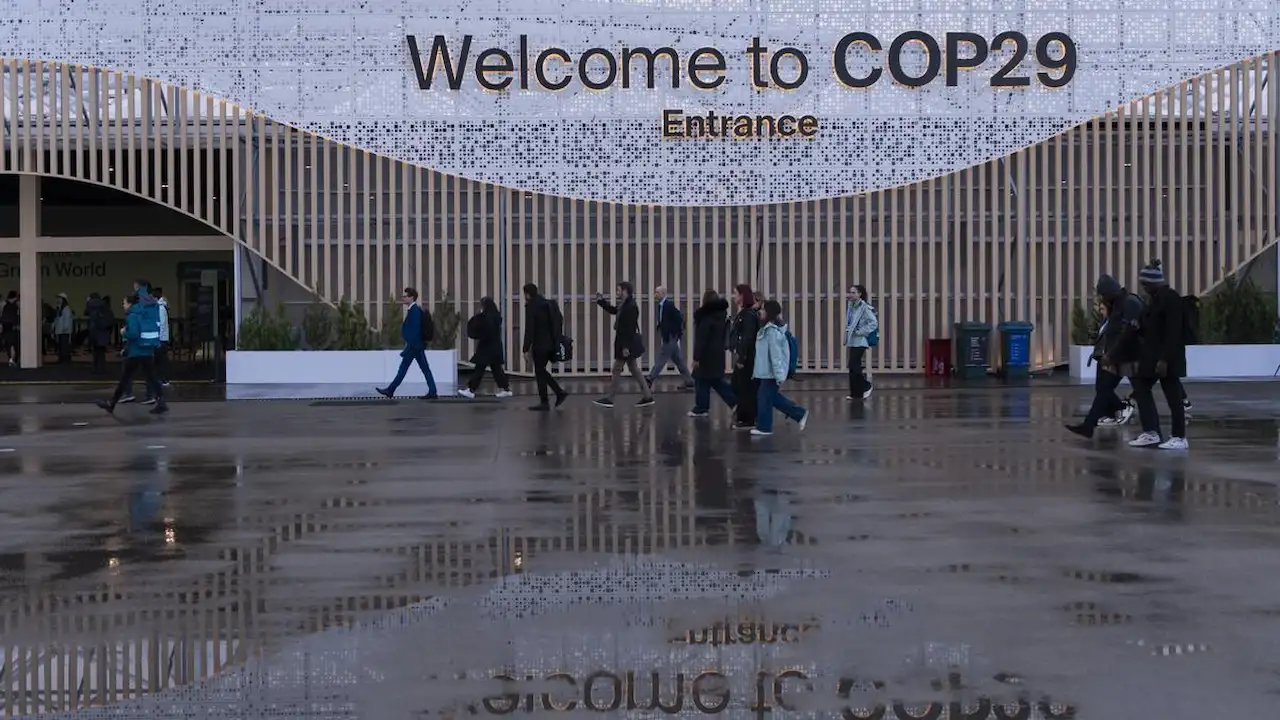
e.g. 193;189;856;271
2;0;1279;205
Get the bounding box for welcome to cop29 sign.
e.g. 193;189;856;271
408;30;1077;139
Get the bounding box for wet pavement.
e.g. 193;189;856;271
1;381;1279;719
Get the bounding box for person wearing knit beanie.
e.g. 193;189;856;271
1129;259;1189;450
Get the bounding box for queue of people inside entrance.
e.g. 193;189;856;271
373;280;881;438
0;285;172;382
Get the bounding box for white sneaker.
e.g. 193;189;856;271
845;395;855;401
1158;437;1189;450
750;428;773;437
495;389;513;398
118;394;136;404
1097;417;1121;427
1117;404;1135;425
798;410;809;431
862;387;873;400
457;388;475;399
1128;432;1162;448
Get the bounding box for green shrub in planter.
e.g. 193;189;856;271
429;290;461;350
1069;300;1101;345
1200;275;1278;344
237;303;298;351
302;296;335;350
380;298;405;349
334;299;376;350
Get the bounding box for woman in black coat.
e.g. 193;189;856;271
689;290;736;417
728;284;761;430
459;297;512;399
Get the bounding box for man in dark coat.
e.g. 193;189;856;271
646;285;695;389
729;284;762;430
593;281;655;408
521;283;568;411
688;290;736;417
1065;274;1143;438
1128;260;1188;450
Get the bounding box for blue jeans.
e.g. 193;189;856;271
756;379;805;433
387;347;437;395
693;378;736;411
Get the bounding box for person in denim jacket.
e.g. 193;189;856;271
751;300;809;436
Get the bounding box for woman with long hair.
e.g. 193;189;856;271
728;284;761;430
843;284;878;400
688;289;736;417
752;299;809;436
53;293;74;363
459;296;513;399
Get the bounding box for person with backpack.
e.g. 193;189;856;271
751;300;809;436
458;296;512;400
843;284;878;400
593;281;655;409
1128;260;1188;450
1065;274;1143;439
375;287;439;400
521;283;568;411
95;293;167;415
646;285;695;389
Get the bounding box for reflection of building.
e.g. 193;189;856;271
3;55;1278;374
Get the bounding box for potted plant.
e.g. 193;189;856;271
1067;299;1101;379
1186;275;1280;377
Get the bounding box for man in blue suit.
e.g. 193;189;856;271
376;287;438;399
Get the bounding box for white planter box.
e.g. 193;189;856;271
1068;345;1096;380
226;349;459;399
1069;344;1280;382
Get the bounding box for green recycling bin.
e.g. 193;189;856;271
997;321;1035;379
952;322;992;380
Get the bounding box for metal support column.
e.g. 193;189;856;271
18;176;40;369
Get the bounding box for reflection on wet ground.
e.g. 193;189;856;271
1;381;1279;719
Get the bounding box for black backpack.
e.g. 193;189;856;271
1181;294;1200;345
419;306;436;344
549;300;573;362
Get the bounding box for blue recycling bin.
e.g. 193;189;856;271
997;321;1035;379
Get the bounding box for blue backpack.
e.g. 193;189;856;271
786;331;799;374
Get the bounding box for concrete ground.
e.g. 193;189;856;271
1;380;1279;719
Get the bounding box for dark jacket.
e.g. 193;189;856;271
728;306;761;365
400;303;425;356
1138;285;1187;378
655;298;685;343
84;297;112;347
467;310;504;366
1094;274;1143;367
522;294;557;360
692;298;730;380
598;295;645;360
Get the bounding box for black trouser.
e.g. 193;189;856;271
1132;375;1186;439
1082;368;1126;428
468;358;510;392
731;364;758;425
57;334;71;363
847;346;869;396
533;355;563;404
153;342;168;382
91;344;106;373
111;356;165;407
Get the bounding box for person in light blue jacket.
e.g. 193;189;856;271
751;300;808;436
843;284;878;400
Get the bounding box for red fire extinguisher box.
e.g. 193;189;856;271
926;338;952;376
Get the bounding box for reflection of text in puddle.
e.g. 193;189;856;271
459;671;1076;717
